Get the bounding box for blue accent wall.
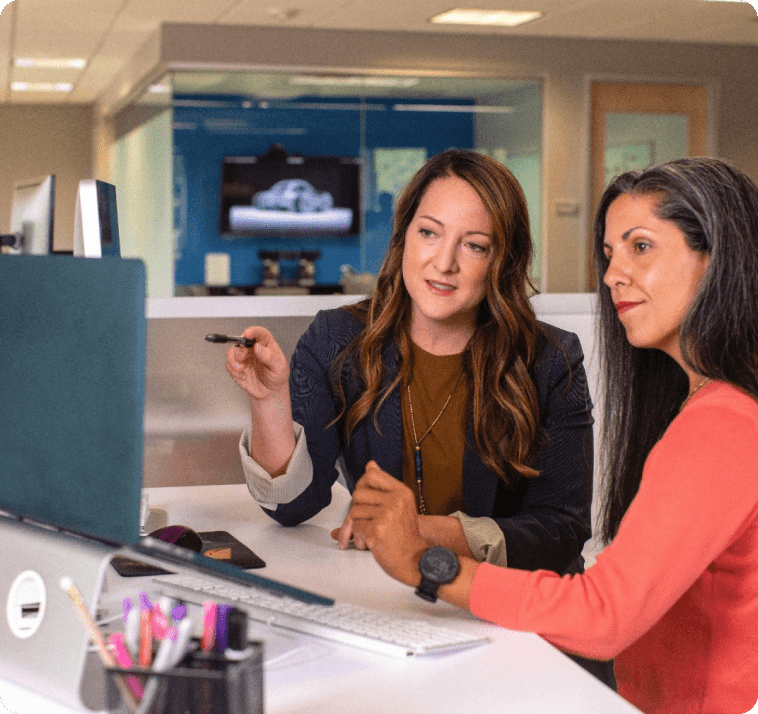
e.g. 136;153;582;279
172;95;474;287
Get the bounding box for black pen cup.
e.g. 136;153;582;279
106;641;263;714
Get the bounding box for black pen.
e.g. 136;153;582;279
205;333;256;348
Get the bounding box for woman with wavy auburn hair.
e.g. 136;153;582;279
227;149;605;681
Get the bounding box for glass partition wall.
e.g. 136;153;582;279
113;70;542;298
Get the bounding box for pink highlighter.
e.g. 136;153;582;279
201;601;218;653
108;631;145;699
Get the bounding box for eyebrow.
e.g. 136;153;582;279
621;226;645;241
417;214;493;239
603;225;646;249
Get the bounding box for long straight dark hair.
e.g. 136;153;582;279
334;148;545;482
594;157;758;542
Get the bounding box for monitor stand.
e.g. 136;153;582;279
0;515;115;711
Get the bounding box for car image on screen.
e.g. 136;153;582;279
253;179;334;213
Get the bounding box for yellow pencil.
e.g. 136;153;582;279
59;576;139;714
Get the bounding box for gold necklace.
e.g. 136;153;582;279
407;369;464;515
679;377;712;413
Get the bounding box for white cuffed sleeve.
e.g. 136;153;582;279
239;421;314;509
450;511;508;566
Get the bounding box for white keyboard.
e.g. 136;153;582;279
152;572;490;658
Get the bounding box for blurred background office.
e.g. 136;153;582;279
0;0;756;299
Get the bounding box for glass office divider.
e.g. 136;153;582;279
112;71;542;298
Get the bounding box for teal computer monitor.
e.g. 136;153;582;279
0;255;145;543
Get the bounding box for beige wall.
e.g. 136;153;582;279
0;104;94;252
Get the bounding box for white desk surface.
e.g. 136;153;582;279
0;482;639;714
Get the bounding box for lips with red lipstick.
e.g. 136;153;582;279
616;301;642;315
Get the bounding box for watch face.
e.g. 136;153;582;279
420;547;459;584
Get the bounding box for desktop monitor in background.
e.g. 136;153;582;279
73;179;121;257
0;175;56;254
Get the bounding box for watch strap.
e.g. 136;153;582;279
415;575;440;603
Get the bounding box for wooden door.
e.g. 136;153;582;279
587;82;708;289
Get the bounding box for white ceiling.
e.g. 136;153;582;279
1;0;757;105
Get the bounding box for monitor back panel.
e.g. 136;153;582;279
0;255;146;542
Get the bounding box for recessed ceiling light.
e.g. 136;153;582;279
14;58;86;69
11;82;74;93
431;8;543;26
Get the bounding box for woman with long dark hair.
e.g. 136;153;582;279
595;158;758;545
227;148;595;578
350;157;758;713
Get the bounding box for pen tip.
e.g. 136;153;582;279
59;576;73;591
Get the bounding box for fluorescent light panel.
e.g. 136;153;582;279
11;82;73;93
14;57;86;69
431;8;543;26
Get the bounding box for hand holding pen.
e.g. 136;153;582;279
223;326;290;402
223;325;297;476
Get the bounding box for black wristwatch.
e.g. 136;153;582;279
415;546;460;603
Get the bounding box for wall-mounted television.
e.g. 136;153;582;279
220;151;362;237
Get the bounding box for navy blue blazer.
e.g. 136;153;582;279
264;307;594;576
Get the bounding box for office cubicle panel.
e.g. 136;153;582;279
0;255;145;544
143;294;600;492
531;293;603;563
530;293;600;404
143;295;361;488
144;314;311;487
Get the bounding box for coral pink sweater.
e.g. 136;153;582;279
469;382;758;714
